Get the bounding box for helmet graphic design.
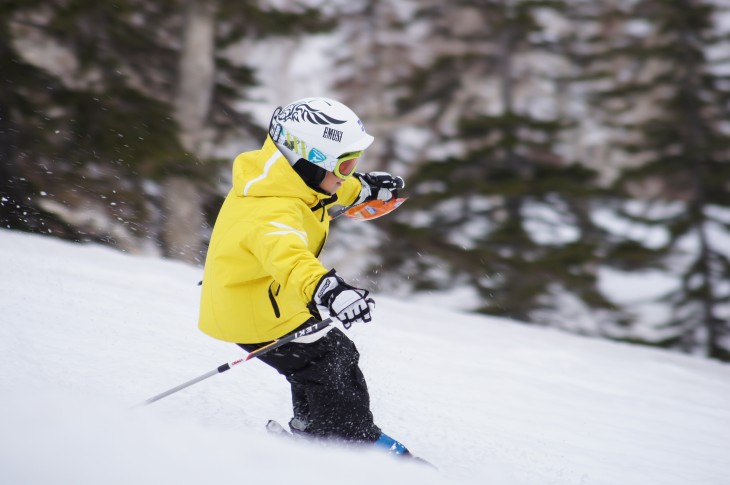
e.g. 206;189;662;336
269;97;374;178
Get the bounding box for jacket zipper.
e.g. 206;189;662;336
311;195;338;222
314;231;327;257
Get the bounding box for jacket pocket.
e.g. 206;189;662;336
268;282;281;318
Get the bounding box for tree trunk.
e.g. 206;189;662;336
161;0;217;264
161;176;207;263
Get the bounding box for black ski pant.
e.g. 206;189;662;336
238;324;381;442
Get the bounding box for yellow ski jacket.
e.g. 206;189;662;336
198;136;362;343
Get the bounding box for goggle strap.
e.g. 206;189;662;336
338;150;364;163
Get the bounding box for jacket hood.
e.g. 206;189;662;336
232;136;330;206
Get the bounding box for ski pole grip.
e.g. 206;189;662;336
245;318;333;361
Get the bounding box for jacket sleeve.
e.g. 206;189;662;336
335;176;363;207
243;204;328;302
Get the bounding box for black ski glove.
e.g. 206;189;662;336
354;172;405;205
312;269;375;329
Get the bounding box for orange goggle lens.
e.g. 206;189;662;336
334;151;363;179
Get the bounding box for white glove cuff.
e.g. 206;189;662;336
313;274;340;305
355;183;372;206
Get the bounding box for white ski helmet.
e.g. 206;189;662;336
269;97;374;179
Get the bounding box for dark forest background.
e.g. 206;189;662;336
2;0;730;361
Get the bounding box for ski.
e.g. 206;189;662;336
330;197;407;221
266;419;294;438
265;420;436;469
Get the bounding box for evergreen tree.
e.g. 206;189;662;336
329;0;420;171
0;1;87;239
2;1;332;257
580;0;730;359
381;0;619;331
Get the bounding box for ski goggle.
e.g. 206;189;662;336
269;121;364;179
334;151;363;179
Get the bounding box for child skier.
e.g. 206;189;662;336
198;97;409;454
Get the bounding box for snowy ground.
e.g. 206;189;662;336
1;229;729;485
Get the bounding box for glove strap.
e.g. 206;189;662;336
313;269;343;306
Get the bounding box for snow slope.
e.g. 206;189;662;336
1;230;729;485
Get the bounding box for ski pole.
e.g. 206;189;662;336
330;203;359;220
140;318;333;406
